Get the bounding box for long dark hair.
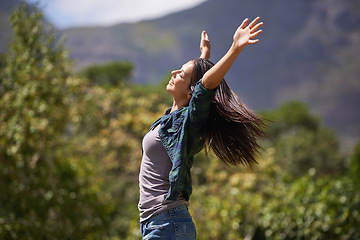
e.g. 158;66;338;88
191;58;266;167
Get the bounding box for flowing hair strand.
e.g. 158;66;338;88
191;58;267;167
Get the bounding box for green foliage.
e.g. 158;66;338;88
0;3;111;238
261;101;344;177
190;150;360;240
1;3;359;240
69;79;169;238
129;72;173;110
61;57;172;239
79;61;133;87
0;4;171;238
262;101;320;141
349;138;360;184
258;173;360;240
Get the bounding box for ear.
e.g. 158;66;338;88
187;91;193;100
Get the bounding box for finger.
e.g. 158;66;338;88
250;29;262;39
250;22;263;33
248;39;260;44
201;31;209;42
239;18;249;29
248;16;260;29
204;31;209;41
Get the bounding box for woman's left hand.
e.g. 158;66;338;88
233;17;263;50
200;30;211;59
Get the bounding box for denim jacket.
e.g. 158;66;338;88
148;80;217;201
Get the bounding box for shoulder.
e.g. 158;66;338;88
192;79;217;100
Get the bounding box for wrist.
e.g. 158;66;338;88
230;42;244;53
201;46;210;52
200;51;210;59
200;47;211;59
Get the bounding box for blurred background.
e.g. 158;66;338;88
1;0;359;239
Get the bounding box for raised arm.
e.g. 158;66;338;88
199;30;211;59
201;17;263;90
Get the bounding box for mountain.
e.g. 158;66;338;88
0;0;20;52
1;0;360;145
61;0;360;146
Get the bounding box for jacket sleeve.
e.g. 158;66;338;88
185;79;217;155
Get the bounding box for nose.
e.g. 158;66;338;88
171;69;180;76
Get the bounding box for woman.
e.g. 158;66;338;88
139;17;266;239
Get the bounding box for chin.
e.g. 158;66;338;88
166;84;172;93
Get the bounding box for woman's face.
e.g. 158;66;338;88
166;61;194;100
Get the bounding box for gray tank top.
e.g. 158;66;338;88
138;124;188;222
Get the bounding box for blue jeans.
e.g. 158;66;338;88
140;205;196;240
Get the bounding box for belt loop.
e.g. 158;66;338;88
168;207;176;216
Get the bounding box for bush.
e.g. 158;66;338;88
190;151;360;240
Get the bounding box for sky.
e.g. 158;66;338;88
25;0;207;29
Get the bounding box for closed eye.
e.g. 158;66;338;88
181;70;186;78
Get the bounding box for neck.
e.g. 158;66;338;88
171;98;190;112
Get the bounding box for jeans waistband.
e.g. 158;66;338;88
166;204;187;214
143;204;188;223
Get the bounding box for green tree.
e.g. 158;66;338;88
0;3;110;238
261;101;343;177
349;138;360;184
79;61;133;86
262;101;320;142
